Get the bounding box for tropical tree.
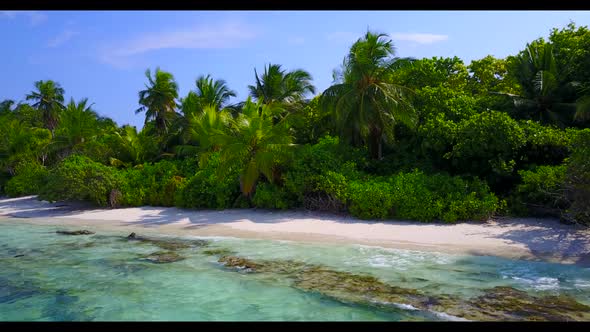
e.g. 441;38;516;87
215;98;294;197
136;68;179;134
194;74;236;110
320;31;417;160
51;98;105;159
248;63;316;118
108;125;160;167
25;80;65;133
174;105;232;158
0;99;15;115
503;41;579;126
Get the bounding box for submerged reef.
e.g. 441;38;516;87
218;255;590;321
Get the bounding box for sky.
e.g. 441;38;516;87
1;10;590;129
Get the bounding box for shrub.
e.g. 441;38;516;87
511;165;568;216
283;136;365;207
39;155;122;207
388;171;499;223
252;182;294;210
4;161;48;197
519;120;577;167
175;152;241;209
563;129;590;225
346;179;394;219
118;160;183;207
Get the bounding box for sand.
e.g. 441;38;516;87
1;196;590;266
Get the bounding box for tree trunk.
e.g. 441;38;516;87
368;127;383;160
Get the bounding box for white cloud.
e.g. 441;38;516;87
390;33;448;44
48;29;79;48
0;11;47;26
99;21;258;68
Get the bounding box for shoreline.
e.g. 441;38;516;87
2;196;590;266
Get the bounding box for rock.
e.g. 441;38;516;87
56;230;95;235
216;255;590;321
202;248;235;256
126;233;209;250
141;251;185;264
13;254;25;258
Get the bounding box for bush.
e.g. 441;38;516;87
39;155;122;207
511;165;568;216
313;169;500;222
563;129;590;225
388;171;499;223
346;179;394;219
283;136;365;207
252;182;294;209
519;120;577;167
118;160;183;207
4;161;48;197
175;152;241;209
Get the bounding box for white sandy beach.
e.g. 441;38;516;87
1;196;590;266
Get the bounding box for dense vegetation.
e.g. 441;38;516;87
2;24;590;224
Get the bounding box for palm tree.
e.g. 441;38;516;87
216;98;294;198
107;125;160;167
0;100;15;115
502;42;580;126
25;80;65;133
248;63;316;118
136;68;179;135
320;31;417;160
195;75;236;110
51;98;102;158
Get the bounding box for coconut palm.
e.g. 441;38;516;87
50;98;102;158
248;63;315;118
320;31;417;160
25;80;65;133
215;97;294;197
194;74;237;110
136;68;179;134
107;125;160;167
501;42;581;126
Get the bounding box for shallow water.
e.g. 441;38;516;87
0;218;589;321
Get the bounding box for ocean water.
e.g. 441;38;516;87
0;218;589;321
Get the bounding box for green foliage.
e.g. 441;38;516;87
519;120;577;167
320;31;417;160
346;179;394;219
414;86;478;122
4;161;48;197
175;152;241;209
393;56;470;91
252;182;294;210
118;160;184;207
315;169;499;222
387;171;499;223
511;165;567;216
451;111;525;179
564;129;590;224
283;136;365;205
39;155;121;206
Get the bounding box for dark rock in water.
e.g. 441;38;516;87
141;251;185;264
216;255;590;321
451;286;590;321
219;256;261;271
125;233;209;250
202;248;235;256
56;230;95;235
13;254;25;258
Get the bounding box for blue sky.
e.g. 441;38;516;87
1;10;590;129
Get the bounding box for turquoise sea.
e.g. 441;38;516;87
1;218;589;321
